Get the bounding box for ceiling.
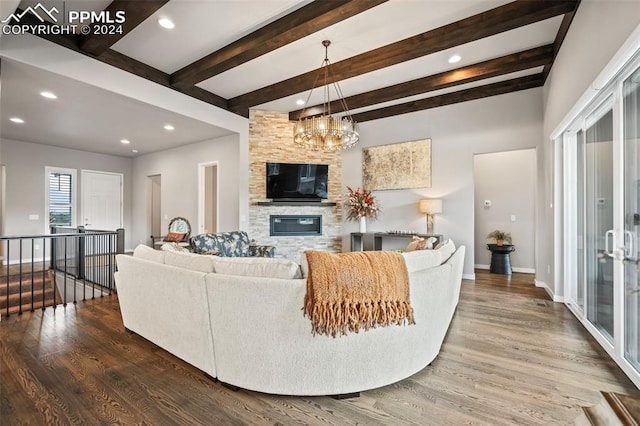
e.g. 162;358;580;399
0;0;580;156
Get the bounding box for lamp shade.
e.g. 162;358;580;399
419;199;443;214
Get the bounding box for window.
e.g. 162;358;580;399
46;167;76;229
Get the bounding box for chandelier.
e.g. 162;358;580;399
293;40;359;152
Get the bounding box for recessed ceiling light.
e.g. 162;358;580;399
132;149;139;153
40;91;57;99
158;18;175;29
120;139;130;144
163;124;175;131
10;117;24;123
448;54;462;64
296;99;305;106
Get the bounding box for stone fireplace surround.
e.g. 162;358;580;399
248;110;343;263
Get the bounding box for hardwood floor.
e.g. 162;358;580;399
1;270;638;425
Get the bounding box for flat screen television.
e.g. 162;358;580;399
266;162;328;201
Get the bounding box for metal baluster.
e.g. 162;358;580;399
101;234;106;296
72;235;77;304
108;234;113;294
63;237;67;307
42;237;46;311
30;238;34;312
52;236;56;310
19;239;23;315
93;233;97;299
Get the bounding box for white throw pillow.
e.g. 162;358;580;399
133;244;165;263
212;257;302;280
164;251;216;273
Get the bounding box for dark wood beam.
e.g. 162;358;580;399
542;0;582;82
99;49;170;87
230;0;578;116
290;44;554;120
171;0;388;89
80;0;170;56
351;74;544;123
11;9;229;111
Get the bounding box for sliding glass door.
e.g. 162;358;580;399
583;102;615;341
624;66;640;372
563;59;640;388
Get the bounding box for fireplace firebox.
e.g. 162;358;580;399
270;215;322;236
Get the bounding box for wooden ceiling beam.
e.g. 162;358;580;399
290;44;554;120
80;0;170;56
351;74;544;123
229;0;578;116
170;0;388;90
543;0;582;82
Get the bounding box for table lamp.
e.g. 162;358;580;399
418;199;443;235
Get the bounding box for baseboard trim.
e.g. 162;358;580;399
474;264;535;274
462;273;475;281
535;279;564;303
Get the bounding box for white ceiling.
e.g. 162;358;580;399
0;59;233;157
0;0;564;157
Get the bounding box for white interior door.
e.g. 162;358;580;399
82;171;123;230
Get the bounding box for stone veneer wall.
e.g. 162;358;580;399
249;110;342;263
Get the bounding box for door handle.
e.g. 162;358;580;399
624;230;634;258
605;230;615;258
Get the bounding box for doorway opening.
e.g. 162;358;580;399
148;175;162;243
473;149;537;274
198;162;218;234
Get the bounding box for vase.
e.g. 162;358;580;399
359;216;367;233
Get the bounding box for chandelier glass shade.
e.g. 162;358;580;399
293;40;359;152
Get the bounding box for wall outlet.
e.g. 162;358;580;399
510;215;516;222
547;265;551;274
28;214;39;220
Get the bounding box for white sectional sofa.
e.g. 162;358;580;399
114;242;465;396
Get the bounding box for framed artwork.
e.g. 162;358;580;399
362;139;432;190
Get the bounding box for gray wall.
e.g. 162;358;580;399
131;134;240;247
342;88;544;278
542;0;640;297
474;149;536;272
1;137;133;250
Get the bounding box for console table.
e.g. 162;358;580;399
351;232;443;252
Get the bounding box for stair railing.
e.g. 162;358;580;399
0;228;124;319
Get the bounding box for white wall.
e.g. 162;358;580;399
1;137;133;249
342;88;544;278
542;0;640;297
131;134;241;247
474;149;536;272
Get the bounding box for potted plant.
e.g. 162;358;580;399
487;230;512;246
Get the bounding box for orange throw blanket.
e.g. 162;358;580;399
304;251;415;337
